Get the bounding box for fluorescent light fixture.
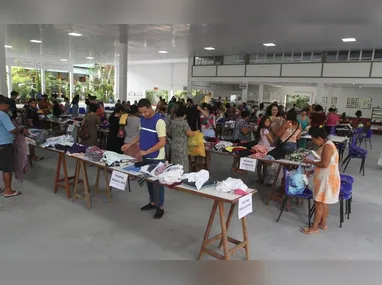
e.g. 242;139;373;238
204;47;215;50
157;50;169;54
60;59;68;62
68;32;82;37
30;39;42;43
86;56;94;59
342;38;356;42
4;45;13;48
263;43;276;47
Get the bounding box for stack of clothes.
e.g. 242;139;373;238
285;148;312;162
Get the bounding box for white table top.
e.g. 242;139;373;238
301;135;348;144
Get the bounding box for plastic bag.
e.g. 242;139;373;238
188;131;206;157
286;165;307;195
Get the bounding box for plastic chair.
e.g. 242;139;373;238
276;168;314;226
330;126;336;135
339;174;354;228
341;140;368;176
359;129;372;149
79;107;86;114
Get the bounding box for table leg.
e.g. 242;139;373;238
198;201;218;260
61;154;71;198
206;151;211;171
80;161;91;209
72;160;81;203
219;204;235;248
94;167;101;194
242;217;250;260
53;153;63;193
218;202;230;260
103;167;112;202
266;164;282;205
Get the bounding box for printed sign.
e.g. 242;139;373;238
238;194;253;219
109;171;128;191
239;157;257;172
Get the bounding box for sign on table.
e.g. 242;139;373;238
238;194;253;219
240;157;257;172
109;171;128;191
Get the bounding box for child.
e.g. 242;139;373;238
252;116;274;183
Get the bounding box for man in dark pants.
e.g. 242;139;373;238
121;99;167;219
0;97;23;198
9;90;19;119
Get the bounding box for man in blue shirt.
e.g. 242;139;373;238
0;97;22;198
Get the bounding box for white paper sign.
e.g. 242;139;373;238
109;171;128;191
238;195;253;219
239;157;257;172
67;125;75;133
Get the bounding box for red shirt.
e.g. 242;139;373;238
310;112;326;127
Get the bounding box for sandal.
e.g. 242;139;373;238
300;227;319;235
318;224;328;230
4;191;22;198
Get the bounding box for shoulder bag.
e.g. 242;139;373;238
268;122;300;160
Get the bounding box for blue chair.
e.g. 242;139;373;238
79;107;86;115
339;174;354;228
359;129;372;149
276;168;314;226
341;136;368;176
330;126;336;135
105;107;111;111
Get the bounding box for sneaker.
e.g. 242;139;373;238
154;208;165;219
141;203;157;211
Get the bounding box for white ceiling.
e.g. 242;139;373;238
5;0;382;65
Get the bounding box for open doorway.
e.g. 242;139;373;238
285;93;311;110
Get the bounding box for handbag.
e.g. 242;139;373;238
79;115;90;140
268;122;300;160
117;125;126;138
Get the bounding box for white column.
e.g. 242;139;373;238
69;69;74;101
40;68;46;94
258;84;264;104
6;65;12;94
241;83;248;102
0;25;8;96
118;24;128;102
187;57;193;97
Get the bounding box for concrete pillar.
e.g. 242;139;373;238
258;84;264;104
69;69;74;101
187;57;193;97
0;25;8;96
40;68;46;94
241;83;248;102
118;24;128;102
6;65;12;94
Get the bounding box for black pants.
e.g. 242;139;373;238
0;144;15;173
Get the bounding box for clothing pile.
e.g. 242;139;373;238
85;146;104;162
214;141;233;151
67;143;88;154
158;165;184;184
182;169;210;190
250;145;274;158
41;134;74;148
216;177;248;193
101;151;134;166
285;148;311;162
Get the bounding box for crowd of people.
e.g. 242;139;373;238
0;91;344;228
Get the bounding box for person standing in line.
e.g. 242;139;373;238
185;98;199;131
233;110;252;142
123;105;141;158
106;105;125;153
121;99;166;219
0;97;23;198
80;104;101;147
9;91;19;119
198;103;216;137
297;108;310;148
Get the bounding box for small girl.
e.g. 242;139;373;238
252;116;274;183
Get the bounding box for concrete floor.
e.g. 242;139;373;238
1;136;382;260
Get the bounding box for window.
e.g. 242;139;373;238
292;52;302;62
249;54;266;63
265;53;274;62
283;53;292;62
223;55;246;64
346;98;372;109
374;49;382;60
312;52;322;62
215;56;223;65
361;50;373;60
194;57;201;65
274;53;283;62
349;50;360;61
302;52;312;62
338;50;349;61
326;51;337;62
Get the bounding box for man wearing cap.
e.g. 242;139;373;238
0;97;23;198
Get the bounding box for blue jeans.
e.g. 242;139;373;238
282;142;297;154
143;158;165;207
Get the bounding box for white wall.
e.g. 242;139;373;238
322;86;382;118
128;62;188;93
